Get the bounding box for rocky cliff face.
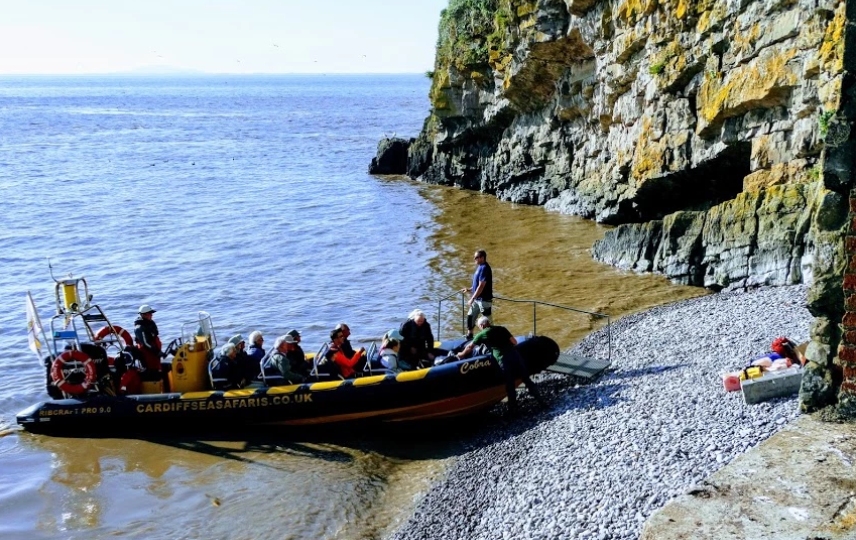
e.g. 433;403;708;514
400;0;850;410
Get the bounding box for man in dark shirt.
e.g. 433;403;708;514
461;249;493;339
457;316;545;414
284;331;311;378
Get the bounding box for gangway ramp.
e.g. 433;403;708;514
548;353;610;378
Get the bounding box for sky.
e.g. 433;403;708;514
0;0;450;74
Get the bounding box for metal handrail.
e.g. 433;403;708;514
493;295;612;362
436;290;466;342
433;291;612;363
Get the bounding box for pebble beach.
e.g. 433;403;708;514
389;285;812;540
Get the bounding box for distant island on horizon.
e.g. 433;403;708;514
0;69;425;77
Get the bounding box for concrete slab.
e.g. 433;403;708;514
640;415;856;540
741;367;803;404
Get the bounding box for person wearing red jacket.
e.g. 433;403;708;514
325;327;365;378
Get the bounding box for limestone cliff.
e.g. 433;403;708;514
396;0;851;410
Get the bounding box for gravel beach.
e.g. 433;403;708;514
389;285;812;540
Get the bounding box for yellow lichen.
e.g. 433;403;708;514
675;0;688;19
616;0;658;25
819;3;845;73
631;116;666;182
697;47;799;134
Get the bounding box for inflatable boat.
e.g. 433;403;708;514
17;274;560;435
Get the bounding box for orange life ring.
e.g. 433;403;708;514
93;325;133;347
51;350;98;395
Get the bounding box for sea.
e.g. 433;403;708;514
0;74;703;540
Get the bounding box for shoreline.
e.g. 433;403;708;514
387;285;812;540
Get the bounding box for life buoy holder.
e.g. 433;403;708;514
50;350;98;395
93;325;133;347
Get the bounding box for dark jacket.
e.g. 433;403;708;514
134;316;161;353
286;345;310;378
209;353;243;390
400;319;434;364
245;344;265;381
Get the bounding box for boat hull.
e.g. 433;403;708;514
17;336;560;434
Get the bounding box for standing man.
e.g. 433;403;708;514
461;249;493;339
134;304;162;372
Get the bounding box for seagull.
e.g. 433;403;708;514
273;43;279;48
236;59;241;63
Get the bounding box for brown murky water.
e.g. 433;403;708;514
419;185;706;350
1;181;704;540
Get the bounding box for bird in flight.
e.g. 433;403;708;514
273;43;279;48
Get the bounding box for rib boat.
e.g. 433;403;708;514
17;274;560;435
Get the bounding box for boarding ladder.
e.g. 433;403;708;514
434;291;612;379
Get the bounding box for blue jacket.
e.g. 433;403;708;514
247;344;265;363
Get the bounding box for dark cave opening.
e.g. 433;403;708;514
628;141;751;222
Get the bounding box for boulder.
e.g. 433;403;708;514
368;138;411;175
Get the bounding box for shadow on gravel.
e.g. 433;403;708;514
451;380;629;451
606;364;685;380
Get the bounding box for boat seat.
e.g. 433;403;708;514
312;343;344;379
207;360;230;390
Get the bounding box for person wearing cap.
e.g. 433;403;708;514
284;329;310;378
379;329;408;372
236;332;263;382
270;335;306;384
456;316;545;414
134;304;162;372
334;323;356;357
399;309;435;368
209;343;244;390
325;327;365;378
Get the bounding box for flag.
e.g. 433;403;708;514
26;291;44;354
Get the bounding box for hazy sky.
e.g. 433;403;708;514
0;0;450;74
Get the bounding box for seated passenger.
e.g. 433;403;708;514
325;328;365;378
400;309;435;368
247;331;265;363
379;329;409;372
210;343;245;390
228;334;255;386
285;329;311;378
335;323;356;357
245;331;265;381
270;335;306;384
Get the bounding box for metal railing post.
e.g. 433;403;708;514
533;302;537;336
437;300;442;342
461;293;466;337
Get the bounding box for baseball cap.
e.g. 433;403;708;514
385;329;404;341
